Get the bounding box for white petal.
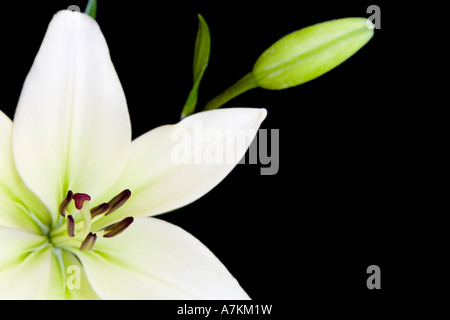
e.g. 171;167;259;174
0;228;52;299
78;218;250;299
0;226;46;268
0;111;51;232
45;249;100;300
93;108;266;229
0;227;98;300
12;11;131;222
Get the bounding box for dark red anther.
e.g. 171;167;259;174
103;217;134;238
80;232;97;251
90;203;110;218
67;215;75;237
59;190;73;217
105;190;131;215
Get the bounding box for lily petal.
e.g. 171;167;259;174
12;11;131;221
93;108;266;229
0;248;54;300
45;249;100;300
0;227;59;300
0;111;51;233
77;218;250;299
0;226;47;269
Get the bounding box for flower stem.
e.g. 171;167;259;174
85;0;97;19
203;72;258;111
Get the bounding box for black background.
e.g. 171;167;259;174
0;0;434;311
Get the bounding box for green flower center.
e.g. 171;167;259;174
49;190;133;251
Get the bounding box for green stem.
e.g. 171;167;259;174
85;0;97;19
203;72;258;111
181;81;201;119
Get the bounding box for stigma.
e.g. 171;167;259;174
58;189;134;251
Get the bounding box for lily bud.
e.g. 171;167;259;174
252;18;374;90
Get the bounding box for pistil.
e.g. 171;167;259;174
73;193;92;236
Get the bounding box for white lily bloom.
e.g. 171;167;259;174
0;10;266;299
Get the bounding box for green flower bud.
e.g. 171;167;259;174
252;18;374;90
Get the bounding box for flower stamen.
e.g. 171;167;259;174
91;203;110;218
52;190;133;251
80;232;97;251
58;190;73;217
66;215;75;237
103;217;134;238
105;189;131;216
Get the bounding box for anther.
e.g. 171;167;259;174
59;190;73;217
66;215;75;237
91;203;110;219
103;217;134;238
80;232;97;251
105;189;131;216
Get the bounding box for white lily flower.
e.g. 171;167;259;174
0;10;266;299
